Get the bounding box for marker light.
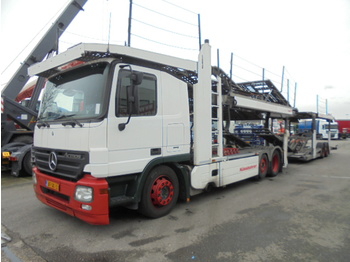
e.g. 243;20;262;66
82;204;92;211
32;172;37;185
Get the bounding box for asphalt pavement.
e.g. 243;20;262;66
2;139;350;262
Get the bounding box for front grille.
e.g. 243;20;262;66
33;147;89;181
46;198;68;211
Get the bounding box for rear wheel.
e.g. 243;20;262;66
258;154;268;179
139;165;179;218
268;150;281;177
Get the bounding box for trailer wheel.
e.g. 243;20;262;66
268;150;281;177
316;142;325;158
324;143;330;157
139;165;179;218
258;154;268;179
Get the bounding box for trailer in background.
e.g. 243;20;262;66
288;112;334;161
336;119;350;139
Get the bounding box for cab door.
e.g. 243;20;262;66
107;65;162;176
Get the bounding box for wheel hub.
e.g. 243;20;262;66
151;176;174;207
260;158;268;173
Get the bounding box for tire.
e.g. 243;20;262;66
324;143;330;157
258;154;268;179
321;148;325;158
22;151;33;176
139;165;179;218
268;150;281;177
316;142;325;158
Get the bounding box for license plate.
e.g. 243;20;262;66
2;152;11;158
46;180;60;191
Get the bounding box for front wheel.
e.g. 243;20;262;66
139;165;179;218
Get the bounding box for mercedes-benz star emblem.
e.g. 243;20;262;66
48;152;58;171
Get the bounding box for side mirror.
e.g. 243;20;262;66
118;65;143;131
131;72;143;86
119;65;143;85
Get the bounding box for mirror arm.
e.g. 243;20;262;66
118;112;132;131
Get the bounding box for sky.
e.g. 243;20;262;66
1;0;350;119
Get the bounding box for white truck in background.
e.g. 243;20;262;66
30;41;294;225
298;119;339;140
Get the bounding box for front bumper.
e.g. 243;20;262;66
33;167;110;225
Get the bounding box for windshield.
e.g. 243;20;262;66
38;62;109;121
323;124;338;130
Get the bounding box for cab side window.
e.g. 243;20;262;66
116;70;157;117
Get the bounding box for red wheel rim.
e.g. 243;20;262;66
260;157;268;174
272;153;280;173
151;176;174;207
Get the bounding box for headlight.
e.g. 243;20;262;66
75;186;93;202
32;172;37;185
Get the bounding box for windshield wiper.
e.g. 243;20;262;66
37;120;50;128
56;114;83;128
55;113;77;120
62;120;83;128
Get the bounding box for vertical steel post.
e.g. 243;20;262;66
230;52;233;80
193;40;212;165
127;0;133;47
262;68;267;100
107;13;112;52
262;68;265;82
326;117;331;142
198;14;202;50
281;65;285;92
312;114;316;158
283;119;289;168
287;79;290;103
217;49;220;68
293;83;297;107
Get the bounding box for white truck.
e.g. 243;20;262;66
298;119;339;140
30;41;294;225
